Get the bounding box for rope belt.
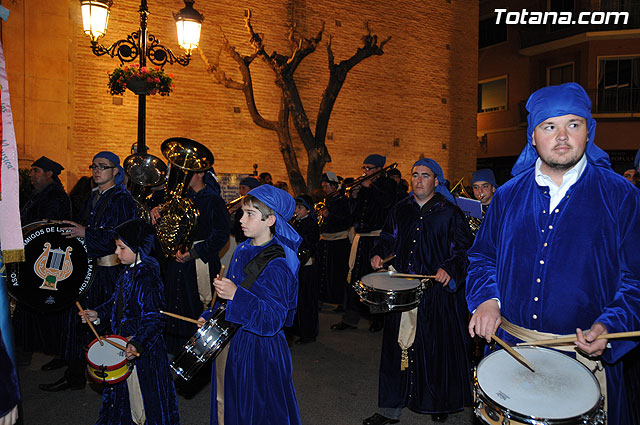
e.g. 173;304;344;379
501;317;607;412
347;230;381;283
319;230;350;241
96;254;121;267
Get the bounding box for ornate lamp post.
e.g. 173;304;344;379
80;0;204;154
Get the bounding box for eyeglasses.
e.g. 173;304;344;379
362;166;379;171
89;164;116;171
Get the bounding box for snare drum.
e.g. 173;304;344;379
86;335;132;384
171;304;238;381
353;271;424;313
474;347;605;425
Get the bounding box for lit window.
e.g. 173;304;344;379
478;77;507;113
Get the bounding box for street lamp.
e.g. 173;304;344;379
79;0;204;153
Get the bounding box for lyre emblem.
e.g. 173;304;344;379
34;242;74;290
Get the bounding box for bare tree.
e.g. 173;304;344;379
200;10;390;195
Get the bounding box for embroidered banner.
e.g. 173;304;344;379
0;41;24;263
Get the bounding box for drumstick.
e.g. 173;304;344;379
102;337;140;357
381;254;396;265
389;272;436;280
75;301;103;346
516;330;640;347
492;334;535;373
209;264;226;311
159;310;202;325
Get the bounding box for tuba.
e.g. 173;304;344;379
156;137;214;258
124;153;167;222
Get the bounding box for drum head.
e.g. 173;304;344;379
87;335;129;369
361;271;420;291
477;347;601;420
7;222;95;312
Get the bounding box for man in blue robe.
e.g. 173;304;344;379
363;159;473;425
40;151;137;391
467;83;640;425
162;170;230;355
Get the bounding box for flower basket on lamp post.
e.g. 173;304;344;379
107;64;175;96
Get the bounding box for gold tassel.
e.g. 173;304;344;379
400;348;409;371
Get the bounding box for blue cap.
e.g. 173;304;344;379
511;83;610;176
363;154;386;168
412;158;455;203
472;169;498;188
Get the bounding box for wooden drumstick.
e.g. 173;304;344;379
75;301;103;346
102;337;140;357
492;334;535;373
389;272;437;280
209;264;226;311
159;310;202;325
516;330;640;347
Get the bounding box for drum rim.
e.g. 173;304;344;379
86;335;130;371
8;221;96;312
475;346;602;422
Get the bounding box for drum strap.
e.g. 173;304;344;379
347;230;381;283
239;244;286;290
501;317;607;412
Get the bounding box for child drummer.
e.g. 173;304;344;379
199;185;303;425
79;219;179;425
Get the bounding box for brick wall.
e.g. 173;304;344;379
5;0;478;190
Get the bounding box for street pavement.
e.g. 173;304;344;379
16;305;478;425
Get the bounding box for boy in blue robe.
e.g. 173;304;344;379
80;218;179;425
200;185;302;425
467;82;640;425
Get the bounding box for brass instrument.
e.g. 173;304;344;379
156;137;214;257
314;163;398;226
226;195;245;213
450;177;482;235
124;153;167;222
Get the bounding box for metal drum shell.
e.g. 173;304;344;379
7;221;95;312
353;272;423;314
171;304;238;381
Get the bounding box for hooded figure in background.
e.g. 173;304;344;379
467;83;640;425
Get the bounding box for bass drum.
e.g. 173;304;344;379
6;221;95;312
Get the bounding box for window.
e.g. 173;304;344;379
479;15;507;48
597;57;640;113
547;63;574;85
478;77;508;113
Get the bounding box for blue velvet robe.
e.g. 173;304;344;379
292;214;320;339
371;193;473;414
163;186;230;354
202;239;301;425
67;184;137;360
318;195;352;304
466;163;640;425
94;259;180;425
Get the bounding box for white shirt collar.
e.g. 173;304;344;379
534;154;587;210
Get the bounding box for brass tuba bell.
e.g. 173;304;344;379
156;137;214;258
124;153;167;222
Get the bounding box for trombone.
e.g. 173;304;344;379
226;195;245;213
314;162;398;226
450;177;483;234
